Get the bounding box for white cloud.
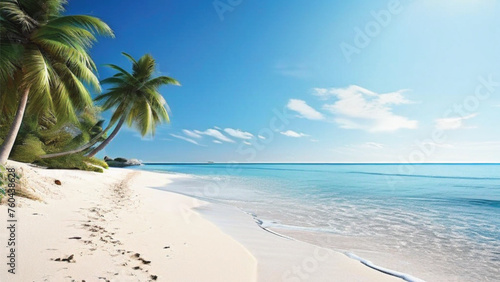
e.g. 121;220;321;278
224;128;254;139
344;142;385;150
424;141;500;150
435;114;477;130
213;140;222;144
313;87;330;100
316;85;418;132
258;135;266;140
194;129;235;143
183;129;202;139
280;130;308;138
287;99;325;120
456;141;500;150
170;134;200;145
425;142;455;149
364;142;384;149
243;141;252;145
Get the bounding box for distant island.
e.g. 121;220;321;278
104;156;142;167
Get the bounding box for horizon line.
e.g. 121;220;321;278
142;162;500;165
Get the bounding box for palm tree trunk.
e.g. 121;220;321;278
0;87;30;164
40;122;115;159
86;115;126;158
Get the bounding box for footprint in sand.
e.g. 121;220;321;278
53;254;75;263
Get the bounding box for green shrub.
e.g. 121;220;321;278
2;106;111;173
39;130;75;152
8;135;105;173
35;154;103;173
10;135;46;163
36;154;83;169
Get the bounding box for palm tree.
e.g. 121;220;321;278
0;0;114;164
86;52;179;157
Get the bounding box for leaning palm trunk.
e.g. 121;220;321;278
0;88;29;164
39;122;115;159
86;116;126;158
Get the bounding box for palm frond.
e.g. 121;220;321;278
34;24;98;49
0;72;21;120
48;74;77;123
128;99;152;136
22;47;52;98
121;52;137;64
141;88;170;123
100;76;131;87
0;42;23;83
144;76;180;90
18;0;67;22
46;15;114;38
1;0;38;34
104;64;136;82
56;64;93;110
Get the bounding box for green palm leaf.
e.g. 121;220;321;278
1;0;113;120
47;15;114;37
86;53;179;157
0;0;114;163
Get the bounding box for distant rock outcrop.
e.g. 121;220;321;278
104;156;142;167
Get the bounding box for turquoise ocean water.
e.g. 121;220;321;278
135;164;500;281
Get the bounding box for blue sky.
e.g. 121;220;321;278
68;0;500;162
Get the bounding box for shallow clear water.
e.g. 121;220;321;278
135;164;500;281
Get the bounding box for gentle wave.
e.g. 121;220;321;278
346;253;425;282
349;171;500;180
254;217;426;282
452;198;500;208
406;196;500;208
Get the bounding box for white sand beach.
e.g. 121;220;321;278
0;162;400;281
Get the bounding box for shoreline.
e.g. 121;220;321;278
128;169;424;281
143;169;426;281
180;185;420;282
1;162;401;281
250;213;423;282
